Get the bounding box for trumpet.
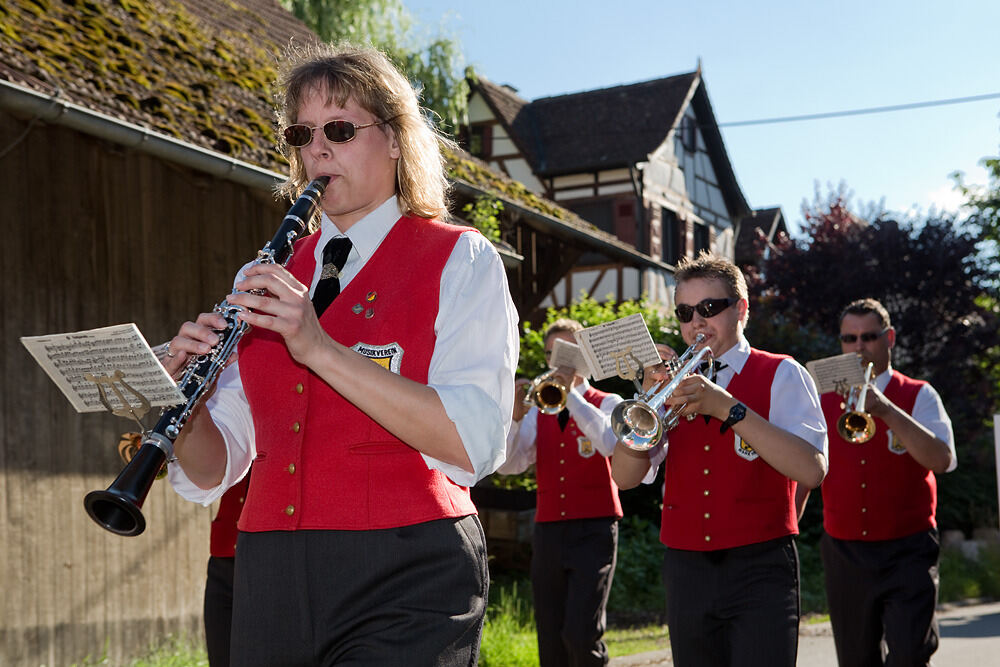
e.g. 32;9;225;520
836;361;876;444
523;368;568;415
611;334;713;451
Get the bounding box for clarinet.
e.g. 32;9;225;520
84;176;329;536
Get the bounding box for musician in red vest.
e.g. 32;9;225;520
161;43;519;666
500;318;625;667
611;252;828;667
805;298;956;666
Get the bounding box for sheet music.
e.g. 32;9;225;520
21;323;185;413
573;313;660;381
548;338;593;377
806;353;866;395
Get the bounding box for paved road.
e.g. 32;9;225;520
610;599;1000;666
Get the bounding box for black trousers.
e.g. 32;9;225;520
204;555;235;667
531;517;618;667
821;529;940;667
661;536;799;667
230;516;488;667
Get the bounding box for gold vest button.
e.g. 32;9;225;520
703;468;710;475
704;444;710;451
704;512;710;519
560;511;566;517
238;496;245;503
295;383;304;394
285;505;295;516
860;482;866;489
704;535;711;542
560;493;566;499
704;489;710;496
292;422;301;433
287;463;296;474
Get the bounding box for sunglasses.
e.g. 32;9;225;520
282;118;389;147
675;297;738;323
839;328;889;344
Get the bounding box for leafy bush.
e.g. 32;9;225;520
608;516;666;617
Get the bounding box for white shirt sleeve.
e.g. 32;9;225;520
498;411;539;475
166;359;255;505
768;358;828;458
911;383;957;472
424;231;520;486
566;386;624;457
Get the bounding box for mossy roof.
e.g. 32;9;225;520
0;0;605;234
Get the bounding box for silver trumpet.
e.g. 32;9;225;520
611;333;713;451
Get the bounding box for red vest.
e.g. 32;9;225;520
236;216;477;531
660;349;798;551
821;370;934;541
534;387;623;523
209;475;249;558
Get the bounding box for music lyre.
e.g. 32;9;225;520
85;370;151;432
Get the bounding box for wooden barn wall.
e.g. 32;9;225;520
0;113;289;666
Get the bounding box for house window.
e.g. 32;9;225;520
693;222;710;254
661;207;680;265
465;124;492;159
568;199;615;235
680;116;696;154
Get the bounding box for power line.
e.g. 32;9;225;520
717;92;1000;128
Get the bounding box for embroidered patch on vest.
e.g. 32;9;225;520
577;436;595;458
886;429;906;455
734;434;759;461
351;342;403;374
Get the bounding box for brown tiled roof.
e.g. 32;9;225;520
0;0;315;169
1;0;609;228
475;73;698;176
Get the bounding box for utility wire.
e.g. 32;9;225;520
717;92;1000;128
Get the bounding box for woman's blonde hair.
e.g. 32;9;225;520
274;42;452;219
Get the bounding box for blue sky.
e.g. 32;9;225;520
406;0;1000;234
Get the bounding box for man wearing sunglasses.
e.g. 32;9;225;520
162;43;519;666
807;298;955;666
611;252;828;667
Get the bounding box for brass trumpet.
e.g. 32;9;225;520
611;334;713;451
522;369;568;415
836;361;876;444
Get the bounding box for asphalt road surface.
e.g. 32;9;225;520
609;599;1000;666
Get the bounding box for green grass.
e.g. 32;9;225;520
73;635;208;667
606;624;670;657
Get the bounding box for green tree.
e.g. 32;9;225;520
282;0;469;132
743;187;1000;536
953;153;1000;287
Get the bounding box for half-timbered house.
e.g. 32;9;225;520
461;70;786;310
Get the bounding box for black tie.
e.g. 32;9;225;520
557;408;570;431
313;237;353;316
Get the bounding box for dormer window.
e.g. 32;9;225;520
680;116;696;154
460;123;492;159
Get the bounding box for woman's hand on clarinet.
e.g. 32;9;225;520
229;263;328;367
160;312;227;378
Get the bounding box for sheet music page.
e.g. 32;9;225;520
573;314;660;381
806;353;866;395
21;323;185;413
548;338;593;377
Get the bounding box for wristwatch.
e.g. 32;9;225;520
720;402;747;434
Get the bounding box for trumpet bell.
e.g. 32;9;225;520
611;399;662;451
523;369;568;415
837;411;875;444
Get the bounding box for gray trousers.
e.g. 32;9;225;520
230;516;488;667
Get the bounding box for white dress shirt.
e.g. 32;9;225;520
499;378;624;474
169;196;520;505
643;336;828;480
876;366;957;472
